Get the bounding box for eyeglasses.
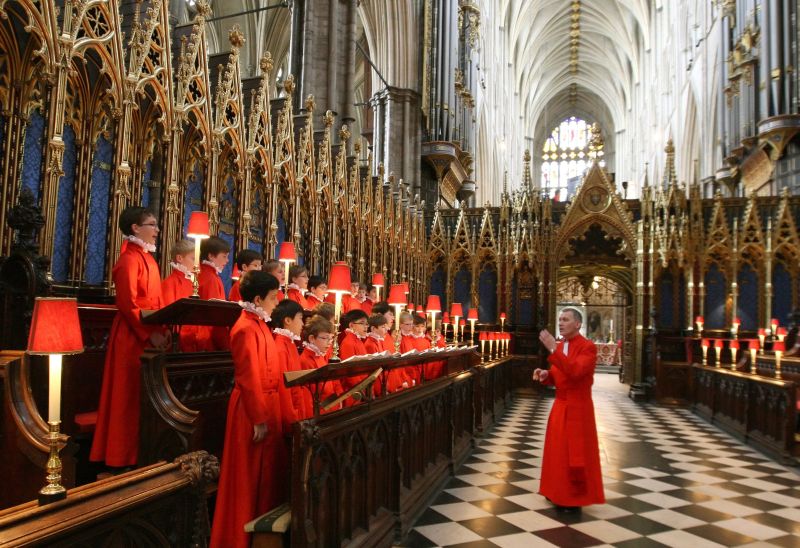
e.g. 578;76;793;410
139;223;158;228
353;320;368;326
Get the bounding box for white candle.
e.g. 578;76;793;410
609;319;613;331
48;354;62;423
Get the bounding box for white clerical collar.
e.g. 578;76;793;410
303;341;327;357
563;340;569;356
274;327;301;341
238;301;270;323
411;332;426;339
288;283;303;291
202;260;223;274
170;262;193;279
346;328;366;340
125;235;156;253
367;332;384;342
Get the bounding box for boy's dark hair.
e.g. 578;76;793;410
341;308;368;328
371;301;390;315
263;259;282;275
368;313;388;330
272;299;304;329
119;206;156;236
312;302;335;321
412;314;427;326
239;271;279;302
308;275;326;290
200;236;230;260
236;249;262;270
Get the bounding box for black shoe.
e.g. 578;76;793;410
555;505;581;514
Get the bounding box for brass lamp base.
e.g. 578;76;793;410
39;421;66;506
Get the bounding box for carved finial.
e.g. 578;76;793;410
283;74;295;94
194;0;212;18
305;95;315;112
323;110;334;128
260;52;273;73
229;25;245;49
665;139;675;155
339;125;351;142
354;140;361;156
588;123;603;155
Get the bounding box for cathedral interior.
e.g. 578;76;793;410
1;0;800;546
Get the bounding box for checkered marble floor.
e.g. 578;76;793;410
399;375;800;547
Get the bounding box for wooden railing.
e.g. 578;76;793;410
691;365;797;462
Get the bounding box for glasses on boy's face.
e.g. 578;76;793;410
353;320;368;326
138;223;158;228
315;334;333;341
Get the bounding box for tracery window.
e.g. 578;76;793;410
540;117;604;201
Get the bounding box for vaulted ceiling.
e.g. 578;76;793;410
498;0;651;146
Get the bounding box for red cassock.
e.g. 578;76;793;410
286;286;309;310
299;346;341;413
274;332;313;420
412;335;433;382
305;293;324;310
161;269;198;352
338;331;367;403
90;243;162;467
364;335;392;395
228;280;241;302
196;263;230;351
361;298;374;315
210;311;295;548
383;332;411;389
538;334;605;507
399;333;420;386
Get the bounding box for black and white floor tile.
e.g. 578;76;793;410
399;375;800;547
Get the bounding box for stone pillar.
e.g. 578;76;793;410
289;0;357;126
375;87;421;193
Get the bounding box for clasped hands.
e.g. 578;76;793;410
533;329;558;383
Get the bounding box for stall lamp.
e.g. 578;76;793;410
714;339;724;367
425;295;442;346
500;312;507;332
777;327;787;343
467;308;478;344
701;338;710;366
278;242;297;298
442;312;451;343
479;331;487;360
371;273;384;301
695;315;704;336
459;319;466;346
186;211;211;297
758;328;766;353
774;340;785;380
748;339;759;374
27;297;84;505
387;284;407;353
731;317;741;338
326;262;351;362
450;303;463;345
729;339;739;367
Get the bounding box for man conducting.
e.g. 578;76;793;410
533;308;605;512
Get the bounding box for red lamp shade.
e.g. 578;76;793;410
408;303;415;312
459;319;466;327
695;315;704;324
27;298;84;355
372;273;385;287
771;318;780;327
777;327;788;336
479;332;487;341
426;295;442;313
773;341;786;352
701;338;711;347
500;312;507;320
450;303;464;318
231;264;241;281
327;263;352;293
387;284;407;305
416;305;424;315
758;328;767;336
278;241;297;262
714;339;724;349
442;312;451;323
749;339;760;350
467;308;478;321
730;340;740;349
186;211;210;239
401;282;410;294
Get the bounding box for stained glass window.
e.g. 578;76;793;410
541;117;604;201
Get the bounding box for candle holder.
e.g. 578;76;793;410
774;340;785;380
388;284;407;353
714;339;723;367
701;339;709;366
729;340;739;367
479;332;487;361
450;303;463;346
695;315;704;337
459;319;466;346
758;328;766;353
426;295;442;346
278;242;297;299
749;339;759;374
372;273;384;302
467;308;478;345
500;312;506;333
327;262;351;362
731;317;741;339
770;318;779;337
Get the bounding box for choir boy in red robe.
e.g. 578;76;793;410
286;265;310;309
365;313;406;393
196;236;231;351
411;314;432;383
299;316;340;413
361;285;377;314
338;309;369;402
90;207;168;468
272;299;312;420
210;271;295;548
305;275;327;309
161;239;197;351
371;302;397;354
228;249;262;302
263;260;285;301
534;308;605;512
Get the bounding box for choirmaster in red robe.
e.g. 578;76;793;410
90;241;162;467
161;266;197;352
538;334;605;507
210;310;295;548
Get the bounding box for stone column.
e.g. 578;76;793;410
375;87;421;194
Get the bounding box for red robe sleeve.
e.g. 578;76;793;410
287;288;309;310
228;280;241;302
230;317;270;426
547;337;597;381
113;251;158;343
